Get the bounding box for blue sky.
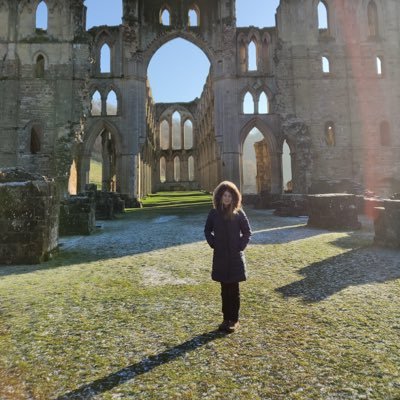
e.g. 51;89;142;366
38;1;280;103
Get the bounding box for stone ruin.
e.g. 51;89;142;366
0;168;59;264
59;195;96;236
373;200;400;248
307;194;361;230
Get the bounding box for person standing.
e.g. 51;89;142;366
204;181;252;333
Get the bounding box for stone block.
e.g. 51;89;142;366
59;195;96;236
374;200;400;248
307;193;361;230
0;167;59;264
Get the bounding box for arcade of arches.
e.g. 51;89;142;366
1;0;399;201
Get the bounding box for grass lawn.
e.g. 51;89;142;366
0;192;399;399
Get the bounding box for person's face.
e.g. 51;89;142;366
222;190;233;207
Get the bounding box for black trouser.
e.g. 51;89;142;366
220;282;240;322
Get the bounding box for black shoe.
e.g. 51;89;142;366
218;320;229;331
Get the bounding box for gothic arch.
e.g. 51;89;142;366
77;119;124;192
144;31;215;72
94;29;115;74
82;119;123;158
32;50;49;66
105;85;121;115
239;118;281;193
187;4;200;27
159;4;172;25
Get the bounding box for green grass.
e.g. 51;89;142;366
0;193;399;399
140;191;212;208
88;159;102;189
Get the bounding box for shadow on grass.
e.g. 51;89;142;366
56;330;228;400
276;245;400;302
251;224;322;245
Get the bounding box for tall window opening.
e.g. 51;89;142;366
36;1;48;31
89;134;103;188
282;140;293;193
188;8;199;26
160;8;171;25
376;56;382;76
322;56;330;73
91;91;102;116
160;120;170;150
188;156;195;181
258;92;269;114
160;157;166;183
184;119;193;149
174;156;181;182
89;131;117;191
243;128;269;194
35;55;45;78
172;111;182;149
248;40;257;71
368;1;379;37
318;1;328;31
325;122;336;146
106;90;118;115
100;44;111;73
243;92;255;114
30;126;41;154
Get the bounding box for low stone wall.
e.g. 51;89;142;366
307;193;361;230
0;168;59;264
273;194;308;217
374;200;400;248
59;196;96;236
83;185;125;220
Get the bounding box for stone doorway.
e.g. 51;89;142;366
240;122;281;195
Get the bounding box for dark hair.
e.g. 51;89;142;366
213;181;242;218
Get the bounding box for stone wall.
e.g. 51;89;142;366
0;168;59;264
373;200;400;248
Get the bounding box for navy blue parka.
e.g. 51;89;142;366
204;208;252;283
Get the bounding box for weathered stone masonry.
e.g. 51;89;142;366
0;0;399;201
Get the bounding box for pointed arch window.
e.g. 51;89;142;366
91;91;102;116
100;44;111;73
282;140;293;193
30;126;42;154
106;90;118;115
318;1;329;32
380;121;390;146
258;92;269;114
325;122;336;146
184;119;193;149
172;111;182;150
160;157;166;183
322;56;330;74
376;56;383;76
188;8;199;27
368;1;379;38
248;40;257;71
160;120;170;150
160;8;171;26
36;1;48;31
188;156;195;181
35;54;45;78
174;156;181;182
243;92;255;114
